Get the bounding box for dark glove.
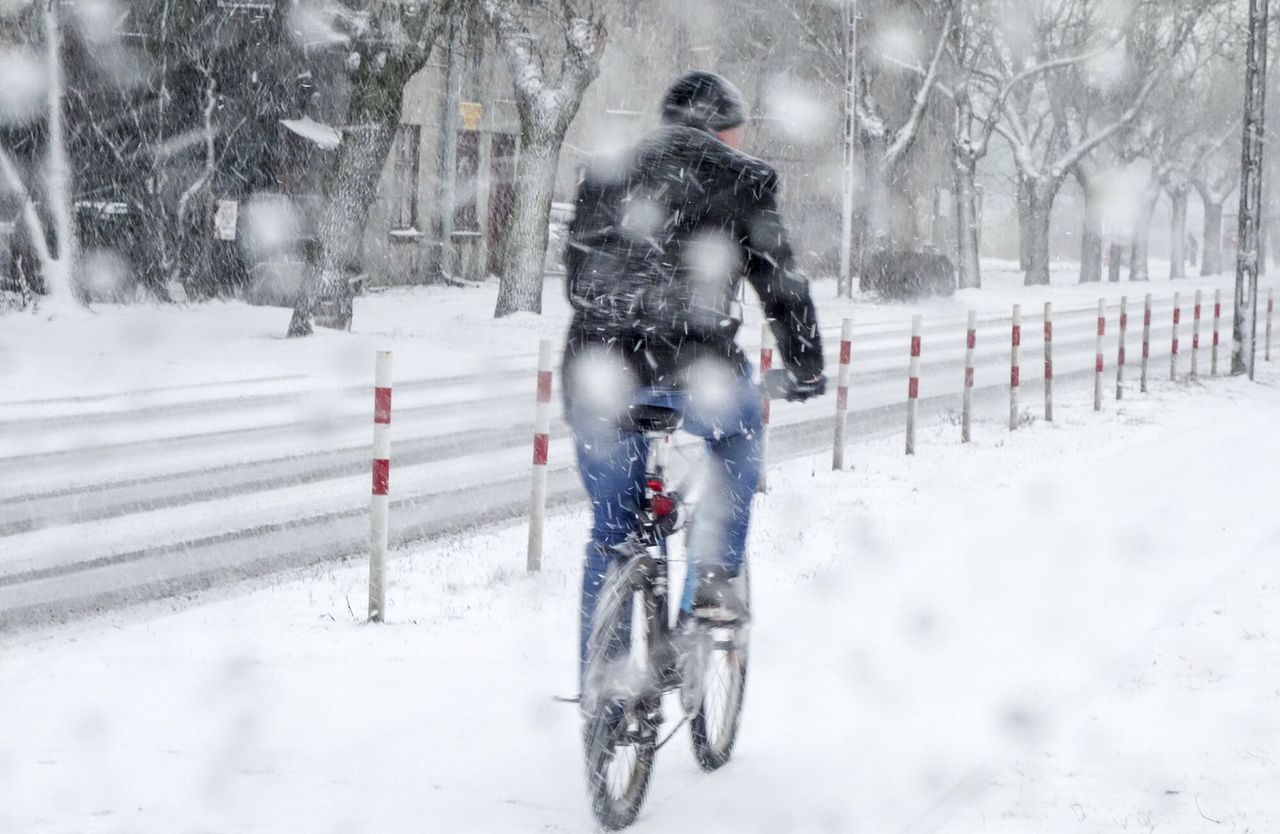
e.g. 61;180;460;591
762;368;827;401
786;374;827;402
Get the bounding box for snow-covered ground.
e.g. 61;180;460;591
2;346;1277;832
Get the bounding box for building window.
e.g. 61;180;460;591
392;124;421;232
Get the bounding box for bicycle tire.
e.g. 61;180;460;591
582;556;658;830
688;567;750;772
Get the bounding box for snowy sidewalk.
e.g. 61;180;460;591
2;360;1277;832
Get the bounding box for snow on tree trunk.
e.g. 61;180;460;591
1202;200;1225;276
39;0;82;314
1128;187;1161;283
953;152;980;289
288;119;399;336
1079;183;1103;284
494;135;560;316
1169;185;1189;280
481;1;604;318
287;3;455;337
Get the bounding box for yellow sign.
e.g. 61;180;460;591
460;101;483;131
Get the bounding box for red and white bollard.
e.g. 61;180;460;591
833;317;853;470
1267;288;1274;362
527;339;553;572
1009;304;1021;431
1141;293;1152;393
962;309;976;442
906;315;921;456
1094;299;1105;412
1170;292;1181;382
1116;297;1128;401
1212;289;1222;376
758;323;774;493
369;350;393;623
1044;302;1054;422
1191;290;1203;380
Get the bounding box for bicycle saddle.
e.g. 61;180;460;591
622;404;683;434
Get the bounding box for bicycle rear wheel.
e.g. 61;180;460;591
582;557;658;830
687;569;750;771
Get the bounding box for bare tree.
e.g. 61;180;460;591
788;0;952;288
992;0;1206;286
479;0;606;317
909;0;1117;288
288;0;458;337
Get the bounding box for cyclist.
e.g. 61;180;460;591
563;71;826;681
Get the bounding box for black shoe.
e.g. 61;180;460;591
691;564;749;624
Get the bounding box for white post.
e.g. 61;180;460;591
527;339;552;572
833;317;853;469
758;323;774;493
962;309;976;442
1212;289;1222;376
1170;292;1182;381
1009;304;1021;430
369;350;393;623
1043;302;1053;422
1094;299;1105;412
1191;290;1202;380
1141;293;1152;393
906;315;921;455
1116;296;1128;400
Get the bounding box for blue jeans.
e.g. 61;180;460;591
568;370;763;674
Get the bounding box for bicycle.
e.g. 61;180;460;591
580;370;807;830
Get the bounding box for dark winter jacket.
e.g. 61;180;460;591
562;124;823;397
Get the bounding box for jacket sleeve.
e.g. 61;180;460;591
741;171;824;380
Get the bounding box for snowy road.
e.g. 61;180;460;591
2;363;1277;833
0;281;1263;630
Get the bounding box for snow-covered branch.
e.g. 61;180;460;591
881;7;953;172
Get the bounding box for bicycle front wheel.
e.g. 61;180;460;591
688;622;748;771
582;556;658;830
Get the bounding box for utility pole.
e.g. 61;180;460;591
1234;0;1270;378
837;0;859;298
435;14;464;283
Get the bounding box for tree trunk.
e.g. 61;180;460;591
1079;183;1103;284
1169;185;1189;280
288;64;416;336
1108;243;1124;282
287;8;453;337
494;134;561;316
1017;176;1034;271
858;131;891;291
1023;183;1054;286
1128;188;1160;282
42;0;82;311
953;152;981;289
1201;200;1224;276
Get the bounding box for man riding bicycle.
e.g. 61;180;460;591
563;71;826;682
